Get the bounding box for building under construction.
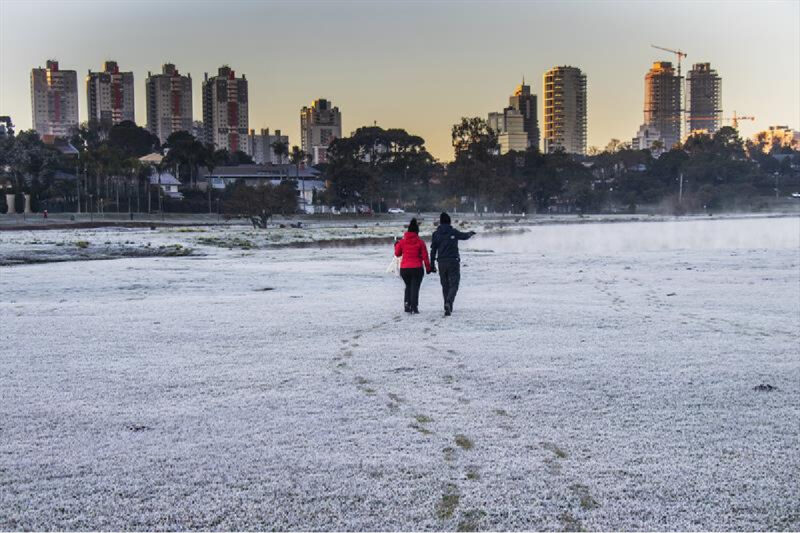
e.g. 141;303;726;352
644;61;682;150
686;62;722;134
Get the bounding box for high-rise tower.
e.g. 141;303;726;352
31;60;79;137
300;99;342;165
145;64;193;144
202;66;249;152
644;61;682;149
508;81;539;150
543;66;587;155
686;62;722;134
86;61;135;128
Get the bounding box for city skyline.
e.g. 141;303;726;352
1;0;799;161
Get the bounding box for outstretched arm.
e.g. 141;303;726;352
453;228;476;240
394;239;403;257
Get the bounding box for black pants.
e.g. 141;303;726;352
400;267;424;311
437;260;461;308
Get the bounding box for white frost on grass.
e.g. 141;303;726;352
1;216;798;530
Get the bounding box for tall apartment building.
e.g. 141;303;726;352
686;62;722;134
202;66;249;153
543;66;587;155
508;81;539;150
31;60;79;137
644;61;682;149
86;61;135;128
487;107;528;154
300;99;342;164
247;128;289;164
145;64;193;144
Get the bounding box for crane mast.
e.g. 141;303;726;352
652;44;688;139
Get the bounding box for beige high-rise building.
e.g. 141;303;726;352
686;62;722;135
86;61;135;128
145;64;193;144
31;60;79;137
202;66;249;153
300;99;342;164
543;66;587;154
644;61;682;149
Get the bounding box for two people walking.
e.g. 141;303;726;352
394;212;476;316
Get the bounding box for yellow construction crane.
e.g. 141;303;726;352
729;111;755;130
651;44;688;78
689;112;755;130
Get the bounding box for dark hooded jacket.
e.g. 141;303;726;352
430;223;473;263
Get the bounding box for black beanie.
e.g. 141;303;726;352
408;218;420;233
440;212;451;225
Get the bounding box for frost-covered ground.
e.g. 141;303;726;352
1;216;799;531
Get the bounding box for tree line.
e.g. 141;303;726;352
321;119;799;214
2;118;798;215
0;121;306;215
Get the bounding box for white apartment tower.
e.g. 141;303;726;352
86;61;135;128
543;66;587;155
300;99;342;164
31;60;79;137
202;66;249;153
145;64;193;144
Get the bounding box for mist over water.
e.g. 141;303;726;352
467;216;800;255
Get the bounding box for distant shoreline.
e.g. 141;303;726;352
1;210;798;233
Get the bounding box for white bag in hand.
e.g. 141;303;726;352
386;255;400;276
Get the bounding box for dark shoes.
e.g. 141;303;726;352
444;303;452;316
412;309;420;314
404;303;412;313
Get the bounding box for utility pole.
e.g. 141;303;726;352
775;172;779;199
679;172;684;204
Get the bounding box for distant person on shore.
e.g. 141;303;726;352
430;212;475;316
394;218;432;314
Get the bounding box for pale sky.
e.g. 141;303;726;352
1;0;798;161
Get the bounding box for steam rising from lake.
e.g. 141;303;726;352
468;216;800;255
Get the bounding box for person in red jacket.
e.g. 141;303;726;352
394;218;432;314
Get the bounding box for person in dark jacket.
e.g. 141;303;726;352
394;218;432;314
430;212;475;316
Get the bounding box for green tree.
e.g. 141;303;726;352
107;121;160;158
164;131;207;187
271;139;289;179
324;126;436;210
212;149;254;166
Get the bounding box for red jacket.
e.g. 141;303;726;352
395;232;431;271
